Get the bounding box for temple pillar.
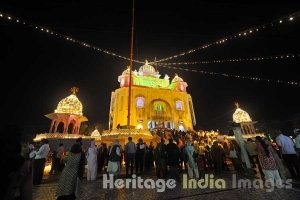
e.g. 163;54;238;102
49;120;55;133
54;121;59;133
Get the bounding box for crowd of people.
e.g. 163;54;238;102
3;127;300;200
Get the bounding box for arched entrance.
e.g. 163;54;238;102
68;119;76;133
148;99;173;130
57;122;64;133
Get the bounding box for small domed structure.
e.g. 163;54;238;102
171;74;184;83
170;73;188;92
233;106;252;123
232;102;256;135
118;66;131;87
55;91;83;116
122;67;131;75
91;128;101;137
45;87;88;134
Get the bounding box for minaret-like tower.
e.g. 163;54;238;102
232;102;257;134
45;87;88;134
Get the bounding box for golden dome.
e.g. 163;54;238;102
233;108;252;123
54;87;83;115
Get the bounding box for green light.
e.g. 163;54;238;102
133;75;169;88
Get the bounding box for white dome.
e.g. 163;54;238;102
54;88;83;116
233;108;252;123
91;129;101;137
138;60;157;77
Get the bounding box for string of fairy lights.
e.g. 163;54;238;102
154;53;300;66
155;11;300;63
0;11;144;64
0;11;299;86
160;65;300;86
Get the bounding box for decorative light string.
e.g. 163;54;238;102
153;53;300;66
156;11;300;63
161;65;300;86
0;11;144;64
1;11;299;87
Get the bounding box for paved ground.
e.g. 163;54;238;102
34;167;300;200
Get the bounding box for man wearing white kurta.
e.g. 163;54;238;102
276;130;300;179
86;140;98;181
33;139;50;185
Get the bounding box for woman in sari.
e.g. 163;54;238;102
56;143;85;200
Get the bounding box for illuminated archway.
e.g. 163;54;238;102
57;122;64;133
148;99;173;129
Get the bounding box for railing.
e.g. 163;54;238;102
33;133;91;141
102;129;153;136
34;129;154;141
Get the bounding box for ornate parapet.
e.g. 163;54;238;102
100;129;154;146
102;129;153;137
33;133;91;142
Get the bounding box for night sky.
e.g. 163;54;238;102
1;1;300;137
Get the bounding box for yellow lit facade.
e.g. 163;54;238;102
109;61;196;131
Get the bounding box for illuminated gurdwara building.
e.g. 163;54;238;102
109;60;196;131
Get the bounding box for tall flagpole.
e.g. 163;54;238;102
127;0;135;127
